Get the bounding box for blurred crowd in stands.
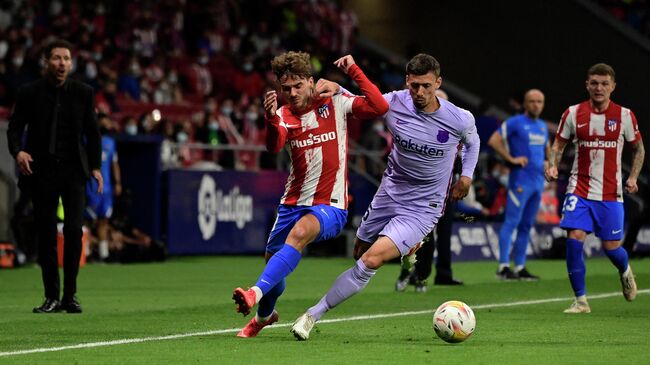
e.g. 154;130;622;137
13;0;650;257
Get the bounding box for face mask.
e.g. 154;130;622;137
221;106;233;116
12;57;23;68
130;63;141;76
209;121;219;130
246;112;258;121
372;123;384;133
0;41;8;59
168;72;178;84
242;63;253;72
125;124;138;136
198;56;208;65
85;63;97;79
93;52;103;61
177;131;188;143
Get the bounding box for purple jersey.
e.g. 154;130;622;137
357;90;480;254
381;90;480;209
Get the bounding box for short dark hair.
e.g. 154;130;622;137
43;39;73;59
587;63;615;81
406;53;441;77
271;51;312;80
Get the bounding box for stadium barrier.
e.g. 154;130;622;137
161;165;650;258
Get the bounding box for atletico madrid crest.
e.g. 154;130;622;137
318;104;330;118
607;119;617;132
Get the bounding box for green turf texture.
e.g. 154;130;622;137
0;257;648;364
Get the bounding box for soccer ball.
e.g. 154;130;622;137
432;300;476;343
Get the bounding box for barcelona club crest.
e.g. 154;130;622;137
318;104;330;118
607;119;617;132
437;129;450;143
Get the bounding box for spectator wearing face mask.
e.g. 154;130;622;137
232;56;265;99
122;116;139;136
236;103;264;171
118;55;142;101
187;49;212;98
176;119;194;166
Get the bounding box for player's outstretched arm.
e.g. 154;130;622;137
625;140;645;194
459;119;480;188
264;90;288;153
334;55;388;119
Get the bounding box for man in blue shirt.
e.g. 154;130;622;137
86;114;122;260
488;89;550;280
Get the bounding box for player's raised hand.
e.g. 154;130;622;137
263;90;278;119
625;177;638;194
333;55;356;73
544;166;558;182
450;176;472;201
315;79;340;99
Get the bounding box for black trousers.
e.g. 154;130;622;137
31;158;86;300
413;201;456;282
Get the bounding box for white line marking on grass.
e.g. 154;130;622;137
2;289;648;357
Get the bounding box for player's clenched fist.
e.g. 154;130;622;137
264;90;278;119
333;55;356;73
315;79;340;99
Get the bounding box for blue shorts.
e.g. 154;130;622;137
266;204;348;254
559;193;624;240
85;191;114;220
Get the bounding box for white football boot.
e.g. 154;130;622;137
290;312;316;341
563;299;591;314
620;266;637;302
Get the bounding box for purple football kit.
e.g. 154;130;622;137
356;90;480;256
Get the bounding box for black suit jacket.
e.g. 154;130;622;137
6;77;101;178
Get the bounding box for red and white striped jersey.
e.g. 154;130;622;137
556;101;642;202
265;64;388;210
274;94;354;209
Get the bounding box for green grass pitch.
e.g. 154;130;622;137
1;256;648;364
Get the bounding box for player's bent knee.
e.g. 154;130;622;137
360;254;384;270
602;240;621;250
567;230;586;241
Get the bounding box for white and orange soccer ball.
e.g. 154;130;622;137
432;300;476;343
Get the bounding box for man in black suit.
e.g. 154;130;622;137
7;39;103;313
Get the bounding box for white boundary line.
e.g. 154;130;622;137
1;289;648;357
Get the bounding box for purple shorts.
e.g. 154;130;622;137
356;188;441;256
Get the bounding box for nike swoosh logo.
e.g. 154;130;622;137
577;123;588;128
261;279;270;284
612;229;622;234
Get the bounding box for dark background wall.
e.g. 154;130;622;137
348;0;649;167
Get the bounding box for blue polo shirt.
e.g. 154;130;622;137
498;114;548;190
